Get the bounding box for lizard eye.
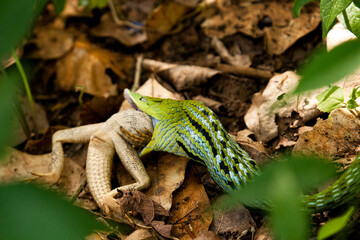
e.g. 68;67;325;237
140;97;147;102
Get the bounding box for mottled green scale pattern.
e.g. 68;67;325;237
139;99;260;192
301;156;360;212
125;89;360;212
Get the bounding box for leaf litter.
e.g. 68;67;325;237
2;0;360;239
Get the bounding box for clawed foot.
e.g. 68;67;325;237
27;171;61;185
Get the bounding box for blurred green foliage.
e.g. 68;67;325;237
295;39;360;93
0;184;104;240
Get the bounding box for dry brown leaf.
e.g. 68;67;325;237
26;26;74;59
0;147;52;183
142;59;220;91
145;1;195;46
10;98;49;146
234;129;268;166
116;153;189;211
254;222;274;240
169;166;213;240
0;147;85;197
80;95;123;125
113;190;172;238
194;230;222;240
91;13;148;47
201;0;320;54
124;229;157;240
244;71;321;143
211;196;256;239
293;108;360;159
56;38;134;97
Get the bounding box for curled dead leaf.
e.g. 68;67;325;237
142;59;219;91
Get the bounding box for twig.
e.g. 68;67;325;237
131;55;143;92
215;63;273;79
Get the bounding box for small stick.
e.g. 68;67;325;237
131;55;143;92
216;63;273;79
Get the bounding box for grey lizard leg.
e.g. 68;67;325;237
34;123;103;185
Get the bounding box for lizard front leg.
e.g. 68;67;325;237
34;123;103;185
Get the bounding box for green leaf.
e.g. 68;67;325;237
53;0;66;15
350;86;360;99
0;0;47;60
337;3;360;38
320;0;352;38
0;184;105;240
295;39;360;93
316;86;344;112
293;0;315;17
346;99;358;109
317;206;355;240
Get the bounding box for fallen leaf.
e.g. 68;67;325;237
211;196;256;239
201;0;321;54
142;59;220;91
0;147;85;198
91;13;148;47
80;95;123;125
123;229;157;240
26;26;74;59
116;153;189;211
293;108;360;159
10;98;49;146
254;222;274;240
169;165;213;240
56;38;134;97
144;1;195;46
194;230;222;240
234;129;268;166
244;71;321;143
113;190;172;238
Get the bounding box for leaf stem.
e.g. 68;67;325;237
11;49;38;138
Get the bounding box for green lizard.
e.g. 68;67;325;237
124;89;360;212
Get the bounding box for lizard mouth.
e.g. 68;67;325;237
124;88;140;111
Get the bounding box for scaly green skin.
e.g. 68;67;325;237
124;89;360;212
